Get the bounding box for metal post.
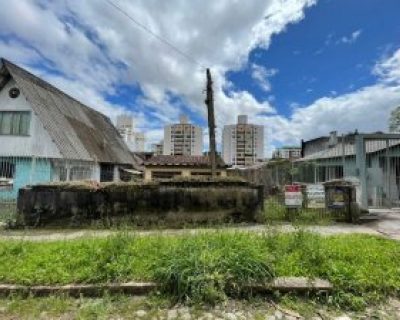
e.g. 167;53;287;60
355;135;368;209
314;163;317;184
386;139;391;206
341;134;346;178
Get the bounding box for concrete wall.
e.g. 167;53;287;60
0;79;61;158
17;181;264;227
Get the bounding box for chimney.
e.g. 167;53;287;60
328;131;338;147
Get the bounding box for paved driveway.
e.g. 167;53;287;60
367;209;400;240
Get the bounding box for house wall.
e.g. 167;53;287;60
144;167;227;181
0;79;61;158
0;157;52;200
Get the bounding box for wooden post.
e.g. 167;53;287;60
205;68;217;177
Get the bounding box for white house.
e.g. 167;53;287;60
0;58;134;199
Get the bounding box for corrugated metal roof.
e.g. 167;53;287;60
1;59;134;164
297;139;400;162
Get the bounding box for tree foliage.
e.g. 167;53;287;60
389;106;400;132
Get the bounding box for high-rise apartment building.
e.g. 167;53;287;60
222;115;264;167
151;140;164;156
116;115;146;152
163;115;203;156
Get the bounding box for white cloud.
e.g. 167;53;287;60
260;48;400;148
373;49;400;84
337;29;362;45
0;0;316;150
3;0;397;158
251;64;279;92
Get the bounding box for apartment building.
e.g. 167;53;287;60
273;146;301;160
222;115;264;167
151;141;164;156
163;115;203;156
116;115;146;152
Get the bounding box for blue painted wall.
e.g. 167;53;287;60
0;157;52;200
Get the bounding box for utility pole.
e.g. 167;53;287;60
205;68;217;177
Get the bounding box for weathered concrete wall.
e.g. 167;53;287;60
17;180;264;227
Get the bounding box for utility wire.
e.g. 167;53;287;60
105;0;206;69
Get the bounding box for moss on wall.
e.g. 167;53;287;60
17;180;264;228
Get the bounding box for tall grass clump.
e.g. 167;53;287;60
263;197;333;225
153;232;275;304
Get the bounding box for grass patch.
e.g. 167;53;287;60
263;197;333;225
153;232;274;304
0;231;399;309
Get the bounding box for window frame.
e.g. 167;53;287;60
0;110;31;136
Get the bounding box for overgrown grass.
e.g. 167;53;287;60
263;197;333;225
153;233;274;304
0;231;399;309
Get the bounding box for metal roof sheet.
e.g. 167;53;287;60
1;59;134;164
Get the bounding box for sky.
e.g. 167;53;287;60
0;0;400;156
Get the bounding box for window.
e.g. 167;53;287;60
0;161;15;188
0;111;31;135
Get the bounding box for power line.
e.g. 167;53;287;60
105;0;205;69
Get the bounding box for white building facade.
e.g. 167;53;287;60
116;115;146;152
273;146;301;160
222;115;264;167
163;115;203;156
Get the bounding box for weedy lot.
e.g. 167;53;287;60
0;230;399;311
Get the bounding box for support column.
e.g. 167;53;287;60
355;135;368;209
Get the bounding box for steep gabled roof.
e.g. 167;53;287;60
0;58;134;164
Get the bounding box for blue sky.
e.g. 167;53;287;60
228;0;400;117
0;0;400;155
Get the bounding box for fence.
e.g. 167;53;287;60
228;159;357;222
0;156;100;223
293;133;400;210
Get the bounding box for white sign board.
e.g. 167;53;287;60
284;185;303;207
306;184;325;209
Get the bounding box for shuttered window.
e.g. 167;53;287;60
0;111;31;135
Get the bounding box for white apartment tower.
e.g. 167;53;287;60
116;115;146;152
222;115;264;167
163;115;203;156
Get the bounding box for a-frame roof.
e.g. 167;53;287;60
0;58;134;165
